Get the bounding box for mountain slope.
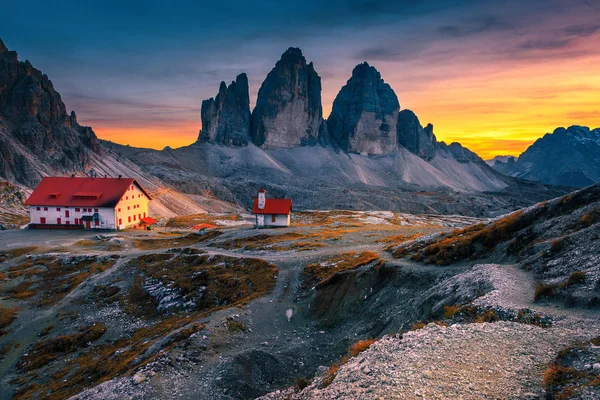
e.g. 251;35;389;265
102;139;569;217
491;126;600;186
0;38;241;217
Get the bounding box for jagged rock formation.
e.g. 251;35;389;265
327;62;399;155
396;109;437;160
490;126;600;187
197;73;251;146
251;48;325;149
437;141;485;164
0;37;98;186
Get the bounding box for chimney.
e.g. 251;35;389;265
258;188;266;210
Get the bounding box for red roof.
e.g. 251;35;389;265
140;217;158;225
252;198;292;215
25;177;152;208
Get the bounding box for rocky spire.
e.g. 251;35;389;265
251;47;325;149
327;62;400;155
198;73;251;146
0;38;7;53
396;109;437;161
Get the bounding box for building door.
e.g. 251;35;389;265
271;215;276;223
85;220;91;229
57;218;61;225
40;217;46;224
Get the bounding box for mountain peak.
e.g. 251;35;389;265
199;73;251;146
327;62;399;154
281;47;304;59
351;62;381;81
0;38;7;53
251;47;324;149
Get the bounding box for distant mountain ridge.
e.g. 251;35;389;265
0;40;571;217
490;126;600;187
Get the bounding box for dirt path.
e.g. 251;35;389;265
262;263;600;400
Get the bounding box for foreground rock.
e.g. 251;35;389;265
198;73;251;146
251;48;325;149
327;62;399;155
262;321;597;400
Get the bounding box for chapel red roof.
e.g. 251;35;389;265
25;177;152;208
252;198;292;215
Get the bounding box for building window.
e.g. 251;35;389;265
131;185;134;190
118;208;121;212
36;207;40;211
44;207;48;211
65;210;70;217
94;208;98;212
57;208;61;211
75;219;79;225
40;217;46;224
127;206;130;210
126;196;128;200
133;215;136;221
128;216;131;223
138;213;141;220
272;215;276;223
119;218;122;225
143;212;146;218
75;208;80;212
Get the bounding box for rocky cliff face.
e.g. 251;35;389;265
327;62;399;155
251;48;325;149
490;126;600;187
198;73;251;146
0;38;99;186
396;109;437;160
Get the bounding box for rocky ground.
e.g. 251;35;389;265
1;186;599;400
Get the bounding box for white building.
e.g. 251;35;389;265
252;188;292;228
25;176;152;230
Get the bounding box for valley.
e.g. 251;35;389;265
1;186;599;399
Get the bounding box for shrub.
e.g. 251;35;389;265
565;271;586;286
225;318;248;333
550;239;564;252
443;304;460;319
535;282;559;300
0;307;19;335
295;377;311;391
17;324;106;371
543;364;580;387
411;321;427;330
349;339;375;357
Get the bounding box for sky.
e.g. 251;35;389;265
1;0;599;159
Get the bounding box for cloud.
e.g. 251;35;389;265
437;15;513;38
517;38;573;51
564;23;600;37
